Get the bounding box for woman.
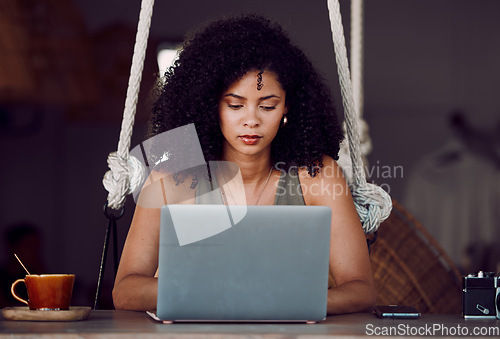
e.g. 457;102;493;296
113;14;376;314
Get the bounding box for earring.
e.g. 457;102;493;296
281;115;288;127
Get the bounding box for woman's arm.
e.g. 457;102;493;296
112;204;160;311
112;171;195;311
301;156;376;314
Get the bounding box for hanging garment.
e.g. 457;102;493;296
403;138;500;271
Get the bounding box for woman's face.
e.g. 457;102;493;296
218;70;287;158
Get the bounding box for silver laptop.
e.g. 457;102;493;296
156;204;331;323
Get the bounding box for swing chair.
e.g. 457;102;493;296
98;0;461;314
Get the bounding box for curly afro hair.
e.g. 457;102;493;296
149;14;344;176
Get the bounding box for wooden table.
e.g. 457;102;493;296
1;310;499;338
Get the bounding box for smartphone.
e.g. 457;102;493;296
373;305;421;319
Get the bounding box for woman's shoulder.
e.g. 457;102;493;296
135;169;197;208
297;155;350;205
297;155;345;182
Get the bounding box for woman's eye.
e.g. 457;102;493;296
228;104;243;110
260;106;276;111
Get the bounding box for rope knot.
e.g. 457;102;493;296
350;183;393;234
103;152;145;210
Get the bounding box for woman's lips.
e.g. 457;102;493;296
239;135;262;145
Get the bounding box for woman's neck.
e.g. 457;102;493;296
218;144;277;206
221;147;272;184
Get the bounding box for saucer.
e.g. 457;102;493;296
2;306;91;321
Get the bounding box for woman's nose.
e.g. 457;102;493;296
243;106;259;128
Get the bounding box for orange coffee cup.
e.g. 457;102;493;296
11;274;75;310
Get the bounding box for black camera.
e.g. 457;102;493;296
462;271;499;319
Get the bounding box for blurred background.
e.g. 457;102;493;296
0;0;499;308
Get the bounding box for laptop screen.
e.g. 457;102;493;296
156;204;331;322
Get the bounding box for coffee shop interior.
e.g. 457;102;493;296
0;0;499;312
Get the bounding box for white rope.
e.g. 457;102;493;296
337;0;371;183
103;153;145;209
102;0;154;210
350;0;372;158
327;0;392;233
350;0;364;127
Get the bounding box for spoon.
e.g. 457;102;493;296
14;253;31;275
